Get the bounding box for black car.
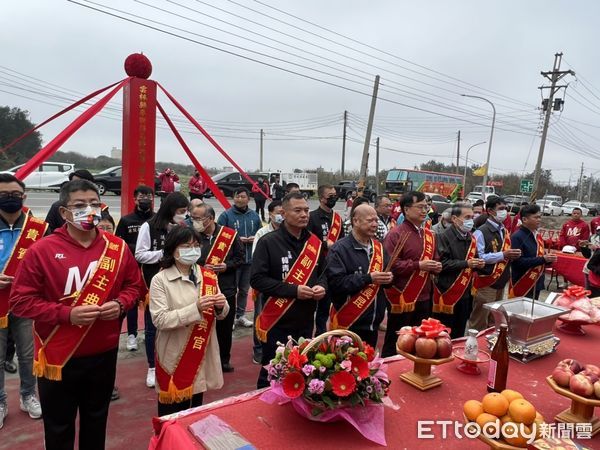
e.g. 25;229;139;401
210;171;268;198
94;166;162;195
586;202;600;216
503;195;529;214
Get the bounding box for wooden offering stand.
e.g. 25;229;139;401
396;349;454;391
546;376;600;437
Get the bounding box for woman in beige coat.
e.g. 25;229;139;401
150;226;229;416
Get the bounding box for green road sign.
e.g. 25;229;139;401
520;179;533;193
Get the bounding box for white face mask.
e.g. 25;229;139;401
495;209;508;222
173;213;187;224
67;206;102;231
273;214;284;224
192;221;205;232
460;219;475;233
177;247;201;265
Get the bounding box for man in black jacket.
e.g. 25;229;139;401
194;203;244;372
434;204;485;338
326;204;393;347
114;185;155;351
251;192;327;389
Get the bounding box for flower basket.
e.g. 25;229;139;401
260;330;390;446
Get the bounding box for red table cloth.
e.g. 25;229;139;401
552;252;587;287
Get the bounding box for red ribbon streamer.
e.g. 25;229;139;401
156;102;231;209
1;78;130;157
156;83;270;200
15;78;131;180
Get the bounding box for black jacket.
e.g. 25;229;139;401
511;226;547;296
250;223;327;330
115;208;154;255
308;207;343;245
44;201;64;233
197;224;244;297
326;233;389;332
436;226;478;297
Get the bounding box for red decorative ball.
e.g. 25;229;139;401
124;53;152;79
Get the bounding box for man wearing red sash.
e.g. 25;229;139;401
193;203;244;373
467;197;521;331
308;184;343;335
0;174;47;429
381;191;442;357
252;192;327;389
327;204;393;346
434;204;485;338
510;204;557;299
10;180;143;450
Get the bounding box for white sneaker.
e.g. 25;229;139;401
20;395;42;419
236;316;253;328
126;334;138;351
0;402;7;429
146;368;155;388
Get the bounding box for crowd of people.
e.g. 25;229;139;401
1;172;599;449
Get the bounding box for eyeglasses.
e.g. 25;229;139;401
192;216;210;222
0;191;24;199
65;202;102;210
410;205;429;211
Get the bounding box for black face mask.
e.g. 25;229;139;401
138;200;152;212
325;197;337;209
0;197;23;214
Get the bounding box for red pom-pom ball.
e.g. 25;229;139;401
124;53;152;79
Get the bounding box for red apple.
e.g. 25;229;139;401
570;373;594;397
559;359;583;374
584;364;600;378
582;370;599;384
552;366;573;387
594;380;600;399
436;336;453;358
415;337;438;359
397;326;414;335
396;333;417;354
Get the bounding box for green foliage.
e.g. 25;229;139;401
0;106;43;168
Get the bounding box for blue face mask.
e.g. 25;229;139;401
460;219;475;233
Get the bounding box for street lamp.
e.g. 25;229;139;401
461;94;496;196
463;141;487;195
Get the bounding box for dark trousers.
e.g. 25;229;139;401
351;327;379;349
144;306;156;368
157;392;203;417
37;348;118;450
382;300;432;357
255;198;266;222
252;293;265;357
257;325;312;389
314;294;331;336
6;328;15;362
216;293;236;365
126;305;138;337
433;294;473;339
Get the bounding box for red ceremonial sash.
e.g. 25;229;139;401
384;228;435;313
472;231;511;294
0;215;48;328
205;226;236;266
33;233;125;380
509;233;545;298
327;212;342;243
330;239;384;330
155;267;219;404
433;236;477;314
255;233;322;342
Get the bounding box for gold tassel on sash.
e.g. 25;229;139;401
0;316;7;328
432;303;455;314
33;347;63;381
389;302;416;314
158;377;194;404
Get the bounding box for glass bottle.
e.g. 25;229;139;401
464;329;479;361
487;324;509;393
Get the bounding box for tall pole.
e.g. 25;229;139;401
531;53;575;201
259;128;264;171
358;75;380;195
456;130;461;174
461;94;496;195
577;162;584;201
375;137;380;195
587;173;593;202
463;141;487;195
341;110;347;177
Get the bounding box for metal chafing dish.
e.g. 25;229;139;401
483;297;568;363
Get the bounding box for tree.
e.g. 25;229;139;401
0;106;42;169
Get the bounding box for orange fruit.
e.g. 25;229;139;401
482;392;509;417
533;412;545;438
502;422;530;448
500;414;513;424
476;412;500;429
463;400;484;421
500;389;524;404
508;399;536;425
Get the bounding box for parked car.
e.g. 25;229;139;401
93;166;161;195
585;202;600;216
2;162;74;191
334;180;377;202
538;200;562;216
423;192;452;213
210;171;269;198
542;194;563;204
504;195;529;214
561;200;590;216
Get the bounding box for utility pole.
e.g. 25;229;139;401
375;137;380;195
577;163;584;201
259;129;264;172
358;75;380;196
341;110;347;177
455;130;461;174
587;172;593;202
531;52;575;201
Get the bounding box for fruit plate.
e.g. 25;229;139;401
463;416;524;450
453;346;491;375
546;376;600;436
396;349;454;391
556;318;594;336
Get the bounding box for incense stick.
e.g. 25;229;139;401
384;232;410;272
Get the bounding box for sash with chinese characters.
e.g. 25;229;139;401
509;233;545;298
330;239;384;330
433;236;477;314
472;231;511;295
0;215;48;328
327;211;342;243
255;233;322;342
155;267;218;404
33;233;124;381
384;228;435;313
205;226;236;266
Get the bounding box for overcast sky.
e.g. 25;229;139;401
2;0;600;184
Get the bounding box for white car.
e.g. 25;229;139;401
2;162;75;191
538;200;562;216
561;201;590;216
